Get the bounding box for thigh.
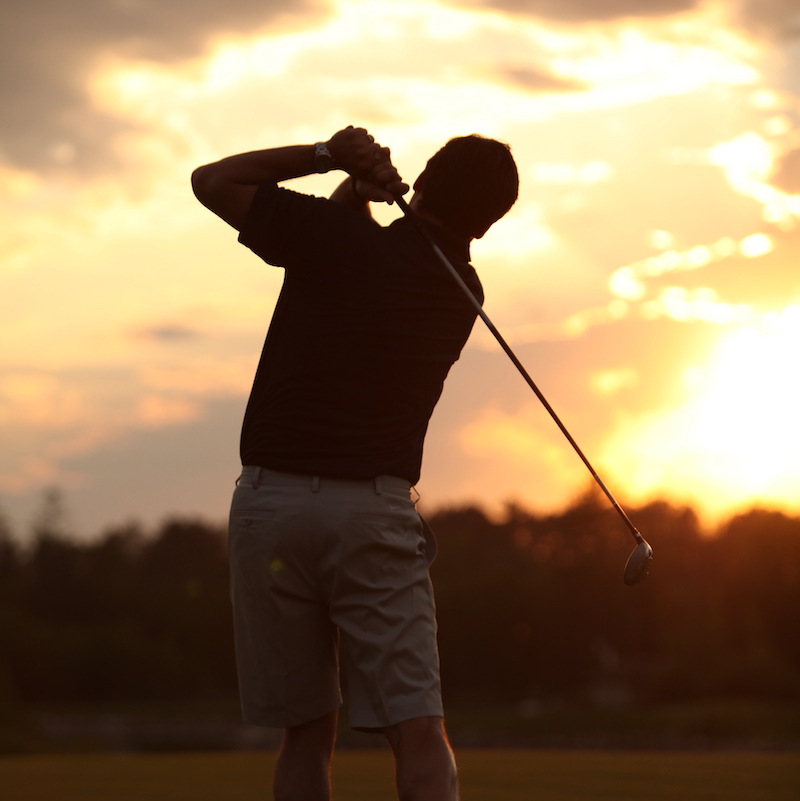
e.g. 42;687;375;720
324;490;443;730
228;481;341;729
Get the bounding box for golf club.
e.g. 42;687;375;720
396;195;653;585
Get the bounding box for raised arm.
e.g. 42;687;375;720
191;127;408;230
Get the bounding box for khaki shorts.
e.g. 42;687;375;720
228;466;442;731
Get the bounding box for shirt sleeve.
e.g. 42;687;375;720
237;182;374;270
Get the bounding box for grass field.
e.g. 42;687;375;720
1;749;798;800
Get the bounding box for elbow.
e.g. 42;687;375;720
190;162;254;231
191;164;217;205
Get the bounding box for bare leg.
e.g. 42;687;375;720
273;710;338;801
384;716;459;801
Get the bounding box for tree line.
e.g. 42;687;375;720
0;491;798;712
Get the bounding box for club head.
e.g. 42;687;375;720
623;540;653;585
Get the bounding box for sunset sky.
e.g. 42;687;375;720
2;0;800;541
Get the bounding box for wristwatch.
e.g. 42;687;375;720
313;142;336;173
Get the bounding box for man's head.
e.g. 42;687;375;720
414;135;519;240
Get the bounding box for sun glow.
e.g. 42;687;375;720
709;132;800;230
605;306;800;519
457;403;587;512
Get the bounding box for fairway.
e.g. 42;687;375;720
1;749;798;801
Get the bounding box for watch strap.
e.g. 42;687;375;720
313;142;336;173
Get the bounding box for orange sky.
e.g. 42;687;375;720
2;0;800;539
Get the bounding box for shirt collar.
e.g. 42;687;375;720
393;214;472;264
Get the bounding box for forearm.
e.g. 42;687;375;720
191;145;319;230
194;144;316;188
329;176;373;218
192;129;367;198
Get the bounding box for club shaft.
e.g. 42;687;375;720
397;196;643;544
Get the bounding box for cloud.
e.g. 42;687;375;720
461;0;800;44
0;397;245;539
464;0;700;23
0;0;327;174
736;0;800;40
464;0;799;38
499;66;586;93
0;356;253;496
771;147;800;193
3;0;790;181
136;395;202;428
136;323;201;341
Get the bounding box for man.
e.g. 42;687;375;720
192;126;518;801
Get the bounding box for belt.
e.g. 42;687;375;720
237;465;411;495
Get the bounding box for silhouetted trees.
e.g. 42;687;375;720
2;513;237;707
431;496;800;705
0;493;798;711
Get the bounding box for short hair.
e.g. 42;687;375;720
419;135;519;238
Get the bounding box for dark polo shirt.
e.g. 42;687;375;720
237;183;482;485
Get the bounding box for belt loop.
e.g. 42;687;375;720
312;476;320;493
374;476;382;495
251;466;262;489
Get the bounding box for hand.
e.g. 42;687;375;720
327;127;409;203
354;147;409;205
326;125;379;176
